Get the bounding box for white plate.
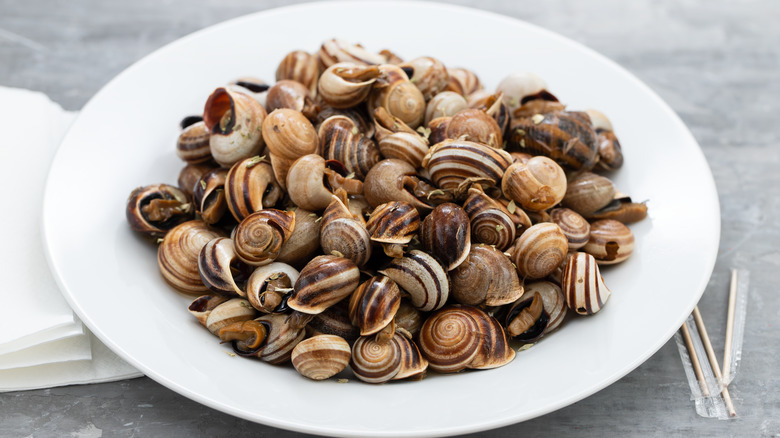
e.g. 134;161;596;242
43;2;720;436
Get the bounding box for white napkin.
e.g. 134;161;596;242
0;86;143;392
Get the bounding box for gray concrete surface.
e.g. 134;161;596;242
1;0;778;436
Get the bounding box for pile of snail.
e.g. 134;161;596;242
126;38;648;383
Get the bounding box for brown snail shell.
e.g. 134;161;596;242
291;335;351;380
348;276;401;336
245;262;299;313
372;105;419;141
158;220;224;294
511;100;566;120
203;297;256;335
456;305;515;370
187;294;229;328
501;156;567;212
394;300;423;336
562;252;611;315
178;163;215;198
193;168;229;225
318;62;380;109
363;159;434;211
450;244;523;307
289;255;360;314
224;313;307;364
276;207;322;267
508;111;598;170
318;115;381;180
462;186;516;251
176;121;212;164
369;64;425;129
468;92;511;136
510;222;568;279
316;105;375;138
265;80;319;119
562;171;616;216
378;49;404;65
350;333;402;384
203;87;266;167
399;56;449;101
262;108;319;189
584;196;648;224
276;50;319;98
286;154;363;211
233;209;296;266
503;291;548;342
523;280;567;335
197;237;252;297
444;108;503;149
379;250;449;312
425;91;468;126
496;72;556;111
320;194;372;266
365;201;421;257
307;304;360;344
421;139;513;191
583;219;634;264
317;39;386;70
496;197;533;235
419;203;471;271
585;109;623;171
550;207;590;250
379;132;430;169
224;157;282;222
444;67;483;96
393;332;429;380
126;184;193;238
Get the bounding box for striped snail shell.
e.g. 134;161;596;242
450;244;523;307
394;300;423;336
245;262;299;313
202;87;266;167
456;305;515;370
421;139;513;191
562;171;616;216
228;313;307;364
510;222;569;279
320;216;372;267
393;332;429;380
379;250;449;312
276;207;321;267
501;156;567;212
126;184;193;239
318;115;381;180
585;109;624;171
307;304;360;344
503;291;549;342
444;108;503;149
198;237;252;297
316;105;375;138
176;121;212;164
369;64;426;129
524;280;567;335
496;197;533;235
262;108;319;190
444;67;483;96
187;294;229;328
318;62;380;109
265;80;319;119
224;156;282;222
425;91;467;126
584;195;648;224
468;91;510;136
398;56;449;101
365;201;421;257
562;252;611;315
350;333;402;384
419;203;471;271
378;132;430;169
372;106;419;142
193;168;228;225
550;207;590;250
348;276;401;336
177;163;215;199
203;298;256;335
508;110;599;171
317;39;386;70
233;209;296;266
291;335;351;381
583;219;634;264
289;255;360;314
286;154;363;211
275;50;319;98
363;159;435;211
462;186;515;251
158;220;224;294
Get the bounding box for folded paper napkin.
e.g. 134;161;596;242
0;86;142;392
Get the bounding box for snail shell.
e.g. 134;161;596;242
503;291;548;342
318;62;380;109
363;159;433;211
393;332;429;380
398;56;449;101
317;39;386;70
379;132;430;169
378;48;404;65
319;115;381;180
419;203;471;271
193;168;228;225
176;121;212;164
462;186;516;251
444;67;483;96
425;91;468;126
204;298;256;335
276;50;319;98
126;184;193;238
562;252;611;315
583;219;634;264
233;209;296;266
379;250;449;312
187;294;229;328
286;154;363;211
276;207;322;267
348;276;401;336
177;163;215;198
394;300;423;336
224;157;282;222
203;87;266;167
501;156;567;212
369;64;426;129
585;196;648;224
523;280;566;335
562;171;616;216
307;304;360;344
320;194;372;266
421;139;513;191
510;222;569;279
456;305;515;370
316;105;375;138
228;77;270;107
262;108;319;189
265;80;319;119
291;335;351;380
549;207;590;250
365;201;421;257
585;109;623;171
509;111;598;170
468;92;511;136
495;72;556;111
250;313;308;364
444;108;503;149
289;255;360;314
245;262;300;313
198;237;252;297
450;244;523;307
158;220;224;293
350;333;402;384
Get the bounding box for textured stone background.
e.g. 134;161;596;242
1;0;778;436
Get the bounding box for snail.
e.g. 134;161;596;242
348;276;401;336
288;255;360;314
275;50;319;98
187;294;228;327
502;291;548;342
317;39;386;70
232;209;296;266
197;237;252;297
285;154;363;211
158;220;224;294
585;109;624;171
582;219;634;264
549;207;590;250
372;107;429;168
193;168;229;225
462;186;516;251
275;207;322;267
562;252;611;315
432;108;503;149
523;280;567;335
318;114;381;180
199;297;257;336
318;62;380;109
450;244;523;307
224;156;283;222
508;110;599;171
307;304;360;344
245;262;300;313
319;193;372;266
350;331;428;383
501;156;567;212
219;312;309;364
419;203;471;271
203;87;266;167
369;64;426;129
421;139;513;193
425;91;468;126
562;171;616;216
584;193;648;224
444;67;483;96
379;250;449;312
228;77;270;108
468;91;511;136
363;159;443;211
316;105;375;138
265;80;319;119
365;201;421;258
177;163;216;198
509;222;569;279
176;121;212;164
495;71;557;112
398;56;449;100
262;108;319;190
291;335;351;380
126;184;193;238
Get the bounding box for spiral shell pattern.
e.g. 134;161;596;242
501;157;567;212
511;222;569;279
254;313;307;364
562;252;611;315
349;276;401;336
158;220;223;293
197;237;249;297
176;121;212;164
380;250;449;312
291;335;351;380
451;244;523;307
550;207;590;250
320;218;372;267
289;255;360;314
421;139;513;191
203;87;266;167
275;50;319;97
319;115;381;180
457;305;515;369
203;298;256;335
233;209;295;266
394;333;429;380
462;188;515;251
583;219;634;264
225;158;282;222
509;111;598;170
377;132;429;169
417;306;481;373
350;334;402;384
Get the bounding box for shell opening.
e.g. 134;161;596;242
203;88;236;135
